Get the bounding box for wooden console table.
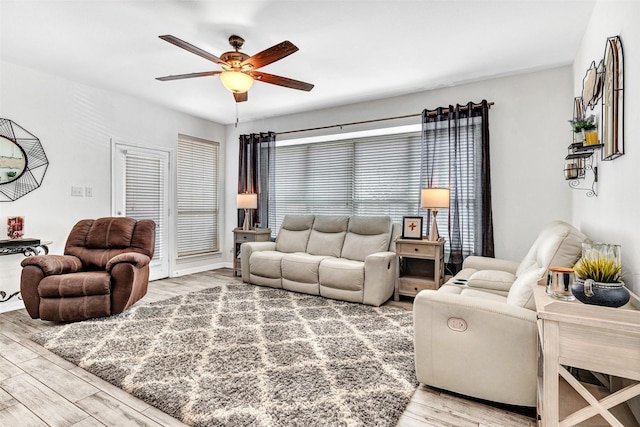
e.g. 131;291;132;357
0;239;51;302
533;283;640;426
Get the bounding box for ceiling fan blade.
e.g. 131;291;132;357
234;92;248;103
156;71;221;81
159;35;227;66
242;41;298;70
252;71;314;91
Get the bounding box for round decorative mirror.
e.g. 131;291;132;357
0;136;26;184
0;119;49;202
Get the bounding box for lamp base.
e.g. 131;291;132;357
428;210;439;241
242;209;250;230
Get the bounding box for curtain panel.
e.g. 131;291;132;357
421;100;494;272
238;132;276;229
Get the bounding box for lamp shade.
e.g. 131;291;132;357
220;71;254;93
237;193;258;209
421;188;450;209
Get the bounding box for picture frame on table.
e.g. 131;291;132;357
401;216;423;240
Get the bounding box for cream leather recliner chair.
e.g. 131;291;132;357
413;220;587;407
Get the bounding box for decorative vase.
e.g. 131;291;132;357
564;163;579;180
546;267;576;301
583;129;599;146
571;279;630;308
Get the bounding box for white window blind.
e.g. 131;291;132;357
125;154;164;262
271;131;422;236
177;134;219;257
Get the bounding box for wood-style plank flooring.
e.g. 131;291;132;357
0;269;536;426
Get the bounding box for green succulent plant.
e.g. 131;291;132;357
572;120;596;133
573;256;622;283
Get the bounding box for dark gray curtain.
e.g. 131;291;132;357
238;132;276;228
421;100;494;273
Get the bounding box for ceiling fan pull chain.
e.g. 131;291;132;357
235;103;239;128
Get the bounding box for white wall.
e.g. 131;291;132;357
223;66;575;265
572;1;639;294
0;60;226;312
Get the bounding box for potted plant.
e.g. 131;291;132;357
570;117;598;146
571;243;629;307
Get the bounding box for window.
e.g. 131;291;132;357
270;126;422;236
271;116;485;263
177;134;219;257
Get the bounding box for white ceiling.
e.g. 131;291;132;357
1;0;595;125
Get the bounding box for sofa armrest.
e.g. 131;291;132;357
466;270;517;295
20;255;83;276
362;251;397;306
106;252;151;271
413;290;538;406
462;255;519;274
109;256;152;314
240;241;277;282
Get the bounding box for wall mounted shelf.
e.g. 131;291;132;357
565;142;601;197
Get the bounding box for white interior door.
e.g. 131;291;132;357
112;141;171;280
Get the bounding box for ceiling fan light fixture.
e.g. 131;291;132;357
220;71;254;93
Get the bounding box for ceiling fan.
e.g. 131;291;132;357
156;34;314;102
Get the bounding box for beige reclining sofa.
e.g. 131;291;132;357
413;220;587;407
240;214;400;306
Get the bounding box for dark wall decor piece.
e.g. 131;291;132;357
601;36;624;160
566;35;624;197
0;119;49;201
581;60;604;111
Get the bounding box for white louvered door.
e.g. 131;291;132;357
112;141;170;280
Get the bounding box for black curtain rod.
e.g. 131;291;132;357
276;101;494;136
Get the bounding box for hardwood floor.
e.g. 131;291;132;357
0;269;536;426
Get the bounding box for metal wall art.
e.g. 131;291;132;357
581;60;604;110
0;119;49;202
601;36;624;160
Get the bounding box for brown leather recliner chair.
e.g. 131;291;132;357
20;217;156;322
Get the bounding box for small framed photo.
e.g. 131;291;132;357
402;216;423;240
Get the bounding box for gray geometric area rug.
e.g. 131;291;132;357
32;282;417;427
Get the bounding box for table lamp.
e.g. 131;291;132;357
237;193;258;230
421;188;449;241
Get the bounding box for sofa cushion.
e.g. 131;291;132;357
507;267;544;309
466;270;516;293
38;272;111;297
306;215;349;257
460;288;509;303
318;258;364;292
250;251;286;279
86;217;137;249
281;253;329;284
341;216;392;262
516;221;587;276
275;215;315;253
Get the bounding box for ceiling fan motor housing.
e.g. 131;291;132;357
220;51;251;71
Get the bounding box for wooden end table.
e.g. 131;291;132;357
394;237;444;301
533;283;640;426
233;228;271;277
